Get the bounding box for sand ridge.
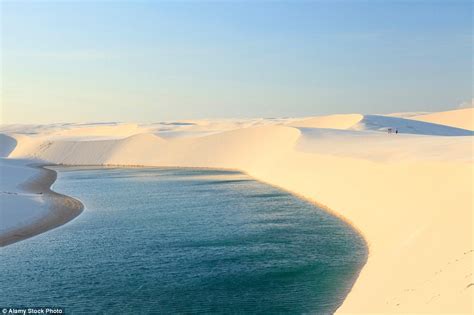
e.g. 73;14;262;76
411;107;474;131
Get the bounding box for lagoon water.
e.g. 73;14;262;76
0;167;366;314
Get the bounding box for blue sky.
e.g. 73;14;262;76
1;0;472;123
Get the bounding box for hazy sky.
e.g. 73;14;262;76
1;0;472;123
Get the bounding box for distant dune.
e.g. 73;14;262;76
411;107;474;131
352;114;473;136
0;108;472;313
288;114;363;129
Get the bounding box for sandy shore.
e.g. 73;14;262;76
0;163;83;247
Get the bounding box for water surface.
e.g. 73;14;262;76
0;167;366;314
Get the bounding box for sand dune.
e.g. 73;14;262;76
385;111;430;118
296;128;472;162
288;114;363;129
411;107;474;131
0;134;16;157
288;112;473;136
50;122;142;139
352;114;473;136
0;109;472;313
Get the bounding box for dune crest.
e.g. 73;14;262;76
352;114;473;136
411;107;474;131
50;122;143;139
288;114;363;129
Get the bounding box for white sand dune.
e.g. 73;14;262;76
0;134;17;157
411;107;474;131
296;128;472;162
352;114;473;136
288;114;363;129
50;123;142;139
385;111;430;118
0;109;472;313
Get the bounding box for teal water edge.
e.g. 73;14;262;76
0;167;367;314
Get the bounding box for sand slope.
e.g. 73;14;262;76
352;114;473;136
288;114;363;129
0;134;17;157
296;128;472;162
411;108;474;131
0;110;472;313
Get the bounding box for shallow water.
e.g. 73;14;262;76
0;167;366;314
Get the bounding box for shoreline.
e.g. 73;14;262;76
0;163;84;247
1;162;368;312
31;163;369;247
3;163;366;248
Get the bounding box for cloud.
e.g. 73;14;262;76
458;99;474;109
